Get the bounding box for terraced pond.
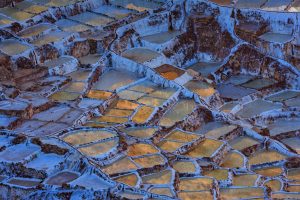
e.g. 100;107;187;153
0;0;299;199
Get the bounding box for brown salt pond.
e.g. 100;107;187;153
142;30;182;44
266;90;300;102
248;150;287;166
185;139;224;158
196;122;228;135
0;39;31;56
184;80;216;98
25;153;64;171
264;179;282;191
127;143;159;157
32;105;71;122
210;0;232;6
42;56;76;70
62;82;85;93
18;23;55;38
287;168;300;181
0;99;30;113
78;138;118;157
287;184;300;192
232;174;259;186
133;154;165;168
90;115;127;125
178;191;214;200
45;171;79;186
164;129;199;143
202;124;238;140
122;127;157;139
0;143;40;163
224;74;254;85
241;78;277;90
110;0;163;12
117;90;145;100
55;19;90;33
68;12;113;27
148;88;177;99
160;99;196;127
62;129;116;146
229;136;260;151
132;106;154;124
49;91;80;102
236;0;268;8
68;70;91;82
219;102;238;113
172;160;197;174
113;99;139;110
254;166;283;177
93;5;135;20
289;0;300;11
142;170;172;185
113;173;139;187
31;31;71;47
69;173;113;190
154;64;185;80
187;61;222;77
236;99;282;119
158;140;185;152
78;54;102;66
0;15;13;26
102;157;138;175
149;187;173;197
282;137;300;154
259;32;293;43
137;96;166;107
203;169;229;181
267;118;300;137
271;192;300;199
128;80;157;93
122;48;161;63
116;192;145;199
0;7;33;21
220;187;265;199
87;90;112;100
217;84;256;100
285;96;300;107
158;129;201;152
220;151;245;168
8;178;41;188
261;0;292;11
30;0;79;7
92;69;140;91
15;1;48;14
105;108;133;118
179;177;214;191
25;122;69;137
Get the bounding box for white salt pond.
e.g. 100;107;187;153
0;143;40;163
70;173;114;190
